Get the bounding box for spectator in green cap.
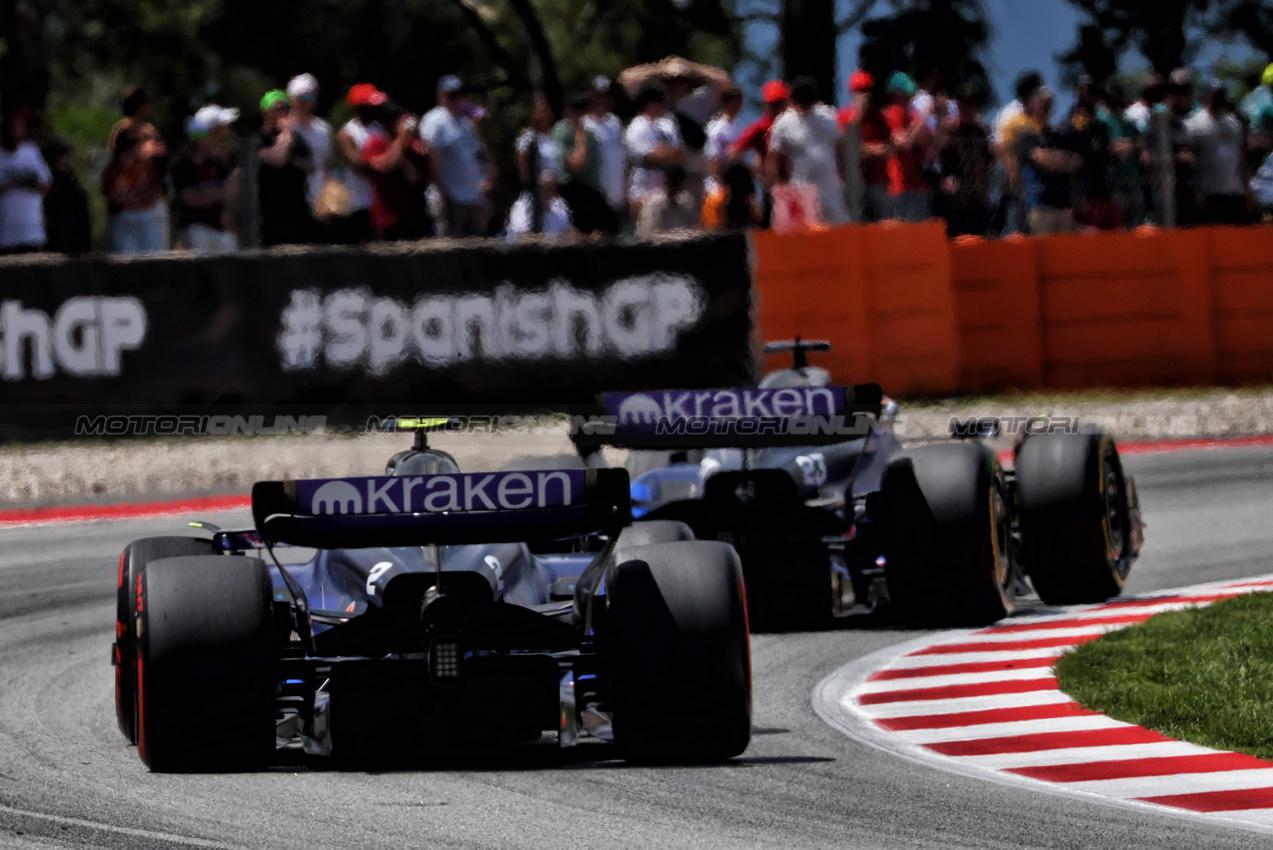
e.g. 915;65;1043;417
249;87;316;246
883;71;931;222
260;90;288;113
886;71;917;98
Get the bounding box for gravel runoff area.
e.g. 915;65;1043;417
4;388;1273;508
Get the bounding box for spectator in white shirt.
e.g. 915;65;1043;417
0;110;52;253
506;170;574;241
419;74;491;237
287;73;331;210
704;86;743;193
636;164;700;237
1185;81;1252;225
619;56;731;198
515;95;563;184
623;83;685;214
585;77;627;217
1125;72;1165;134
768;76;848;225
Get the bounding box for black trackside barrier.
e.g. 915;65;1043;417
0;234;754;419
251;467;631;549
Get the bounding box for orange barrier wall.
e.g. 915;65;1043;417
948;236;1042;392
752;223;1273;395
752;226;872;386
752;223;959;396
1209;226;1273;385
1035;228;1216;390
860;221;960;395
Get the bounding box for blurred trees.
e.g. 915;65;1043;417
1059;0;1270;81
33;0;742;136
14;0;742;219
857;0;992;97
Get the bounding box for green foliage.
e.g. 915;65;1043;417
1056;592;1273;761
46;102;115;250
858;0;993;100
1060;0;1270;80
41;0;744;221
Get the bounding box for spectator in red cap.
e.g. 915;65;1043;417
838;70;873;221
838;72;874;129
730;80;788;226
334;83;388;243
731;81;788;164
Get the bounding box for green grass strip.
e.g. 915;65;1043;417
1055;592;1273;762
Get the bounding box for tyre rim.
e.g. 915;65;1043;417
1104;466;1125;561
992;488;1011;590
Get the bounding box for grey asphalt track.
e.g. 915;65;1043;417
2;446;1273;849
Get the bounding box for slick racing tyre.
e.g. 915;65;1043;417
877;442;1013;627
114;536;215;744
572;521;696;626
135;555;276;772
1015;431;1132;605
606;540;751;762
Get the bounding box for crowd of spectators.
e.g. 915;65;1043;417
3;58;1273;255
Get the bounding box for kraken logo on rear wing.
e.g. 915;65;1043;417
251;468;630;548
574;385;885;450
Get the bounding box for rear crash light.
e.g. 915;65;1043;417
430;639;461;683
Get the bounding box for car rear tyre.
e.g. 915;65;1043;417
114;536;216;744
1015;431;1131;605
877;442;1013;627
617;520;696;550
605;540;751;762
135;555;276;772
571;521;696;625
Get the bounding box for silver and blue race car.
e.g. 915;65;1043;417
577;339;1145;631
112;432;751;771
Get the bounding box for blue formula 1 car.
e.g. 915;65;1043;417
575;339;1145;631
111;432;751;771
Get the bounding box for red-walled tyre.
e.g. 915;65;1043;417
114;537;215;744
135;555;276;772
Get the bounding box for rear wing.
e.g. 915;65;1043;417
251;468;630;548
574;385;885;450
